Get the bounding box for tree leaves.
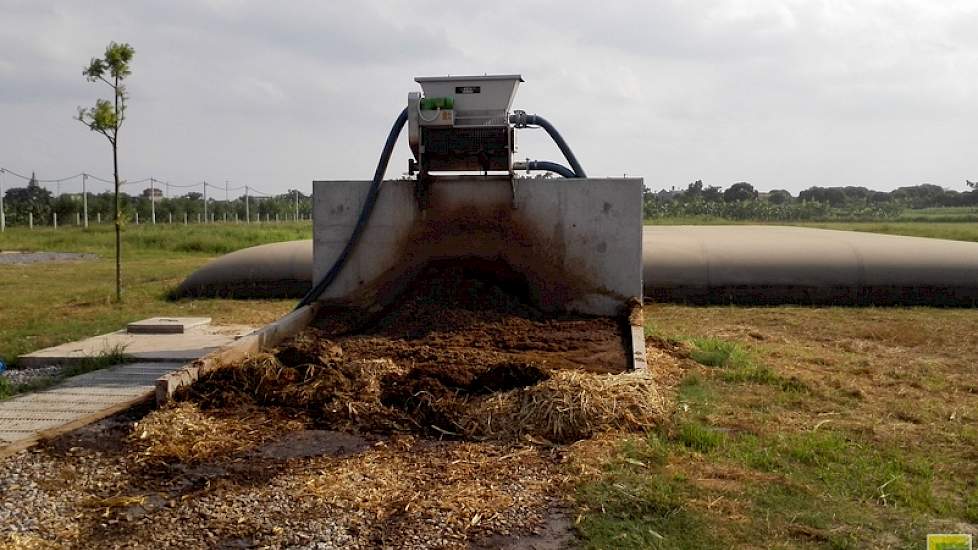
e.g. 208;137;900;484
77;99;119;143
102;42;135;79
77;41;134;141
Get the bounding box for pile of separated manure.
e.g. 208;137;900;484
178;261;663;443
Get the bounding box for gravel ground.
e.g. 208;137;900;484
1;366;65;386
0;251;97;265
0;406;578;549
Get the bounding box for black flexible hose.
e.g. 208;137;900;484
526;160;576;178
510;111;587;178
295;107;409;309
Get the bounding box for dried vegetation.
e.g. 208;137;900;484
1;262;670;549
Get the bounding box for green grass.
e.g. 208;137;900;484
578;372;943;548
576;308;978;549
799;222;978;243
644;209;978;242
0;223;308;365
892;206;978;222
575;436;721;549
723;430;938;512
677;373;711;409
689;337;799;388
0;222;312;257
674;420;725;453
689;337;749;368
965;490;978;523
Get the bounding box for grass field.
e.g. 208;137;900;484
646;206;978;243
800;222;978;243
2;221;977;547
646;217;978;243
577;306;978;548
0;223;310;365
891;206;978;223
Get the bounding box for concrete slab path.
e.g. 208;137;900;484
17;324;253;367
0;362;184;457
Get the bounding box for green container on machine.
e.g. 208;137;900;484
420;97;454;110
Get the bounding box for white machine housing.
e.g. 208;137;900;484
408;75;523;174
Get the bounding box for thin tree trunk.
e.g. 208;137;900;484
113;140;121;302
113;75;122;302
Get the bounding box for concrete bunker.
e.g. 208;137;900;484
311;176;644;317
167;73;654;444
178;253;657;443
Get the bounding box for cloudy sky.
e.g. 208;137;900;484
0;0;975;198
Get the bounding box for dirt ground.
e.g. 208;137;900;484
172;261;638;444
0;251;97;265
3;303;978;548
0;403;578;549
315;260;629;375
0;262;650;549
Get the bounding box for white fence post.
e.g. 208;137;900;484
82;174;88;228
0;168;5;232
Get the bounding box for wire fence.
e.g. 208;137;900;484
0;167;313;231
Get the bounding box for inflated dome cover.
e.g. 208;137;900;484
173;228;978;306
643;226;978;306
172;240;312;299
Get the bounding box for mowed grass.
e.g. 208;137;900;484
801;222;978;243
0;223;310;364
645;206;978;242
576;305;978;548
646;217;978;243
1;222;311;257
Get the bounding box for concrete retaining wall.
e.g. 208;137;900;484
312;177;644;316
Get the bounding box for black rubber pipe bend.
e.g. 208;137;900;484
509;111;587;178
295;107;409;309
527;160;576;178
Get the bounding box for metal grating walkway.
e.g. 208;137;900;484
0;362;183;450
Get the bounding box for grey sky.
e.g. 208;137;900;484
0;0;975;198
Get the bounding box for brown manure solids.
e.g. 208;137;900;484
180;260;663;443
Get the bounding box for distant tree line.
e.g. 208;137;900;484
2;176;311;226
645;180;978;221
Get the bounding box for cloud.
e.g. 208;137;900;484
0;0;975;196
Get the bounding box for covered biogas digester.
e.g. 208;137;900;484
304;75;643;316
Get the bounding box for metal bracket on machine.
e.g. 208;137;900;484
415;171;432;211
509;172;518;210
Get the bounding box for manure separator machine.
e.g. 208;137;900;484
158;74;646;403
301;75;644;318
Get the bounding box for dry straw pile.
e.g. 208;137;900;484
131;401;306;462
463;370;664;443
174;350;664;445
